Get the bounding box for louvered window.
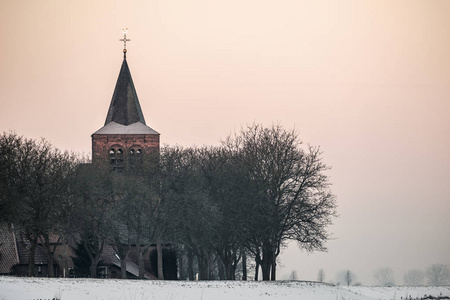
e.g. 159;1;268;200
109;147;124;172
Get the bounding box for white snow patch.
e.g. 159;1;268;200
0;277;449;300
93;121;159;135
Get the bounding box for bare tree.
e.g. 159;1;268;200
226;124;337;281
0;132;20;223
196;146;251;280
374;267;395;286
0;132;79;277
71;164;115;278
103;150;162;280
345;270;353;286
160;146;219;280
289;270;298;280
37;150;79;277
426;264;450;286
336;270;356;286
403;269;425;286
317;269;326;283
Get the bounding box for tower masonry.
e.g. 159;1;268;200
91;40;159;171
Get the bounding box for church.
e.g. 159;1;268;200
0;33;171;279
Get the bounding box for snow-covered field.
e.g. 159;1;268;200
1;277;449;300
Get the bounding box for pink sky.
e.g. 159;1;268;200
1;0;449;284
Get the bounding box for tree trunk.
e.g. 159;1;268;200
138;249;145;279
224;260;233;280
47;252;55;277
135;230;145;279
90;259;98;278
120;252;128;279
254;258;259;281
254;247;262;281
218;260;225;280
261;257;271;280
270;250;276;281
197;255;208;280
231;258;237;280
156;240;164;280
187;250;194;281
60;237;70;278
27;239;37;277
178;249;185;280
261;242;272;281
111;241;130;279
42;234;58;278
207;255;215;280
84;239;104;278
242;248;247;281
261;263;271;280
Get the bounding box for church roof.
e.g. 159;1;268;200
105;58;146;126
94;55;159;135
93;121;159;135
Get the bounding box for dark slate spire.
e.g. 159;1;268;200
104;57;146;126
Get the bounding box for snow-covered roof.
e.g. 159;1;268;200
92;121;159;135
110;258;155;280
100;244;157;280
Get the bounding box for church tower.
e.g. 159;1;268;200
91;31;159;171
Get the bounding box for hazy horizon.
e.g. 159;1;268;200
1;0;449;285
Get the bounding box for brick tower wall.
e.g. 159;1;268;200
91;134;160;164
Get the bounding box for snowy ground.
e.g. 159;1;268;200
1;277;449;300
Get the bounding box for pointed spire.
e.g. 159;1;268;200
104;31;145;126
93;30;159;136
104;57;146;126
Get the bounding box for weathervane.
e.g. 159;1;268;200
120;28;130;57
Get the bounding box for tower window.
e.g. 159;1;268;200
129;146;143;170
109;146;124;172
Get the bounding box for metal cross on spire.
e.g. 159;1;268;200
120;28;130;58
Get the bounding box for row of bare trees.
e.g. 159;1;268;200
0;124;337;280
320;265;450;286
0;132;78;277
158;124;337;280
403;265;450;286
374;265;450;286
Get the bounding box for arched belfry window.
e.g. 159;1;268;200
129;146;143;170
109;146;124;172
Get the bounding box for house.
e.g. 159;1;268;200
0;222;159;278
98;244;156;279
0;222;73;277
